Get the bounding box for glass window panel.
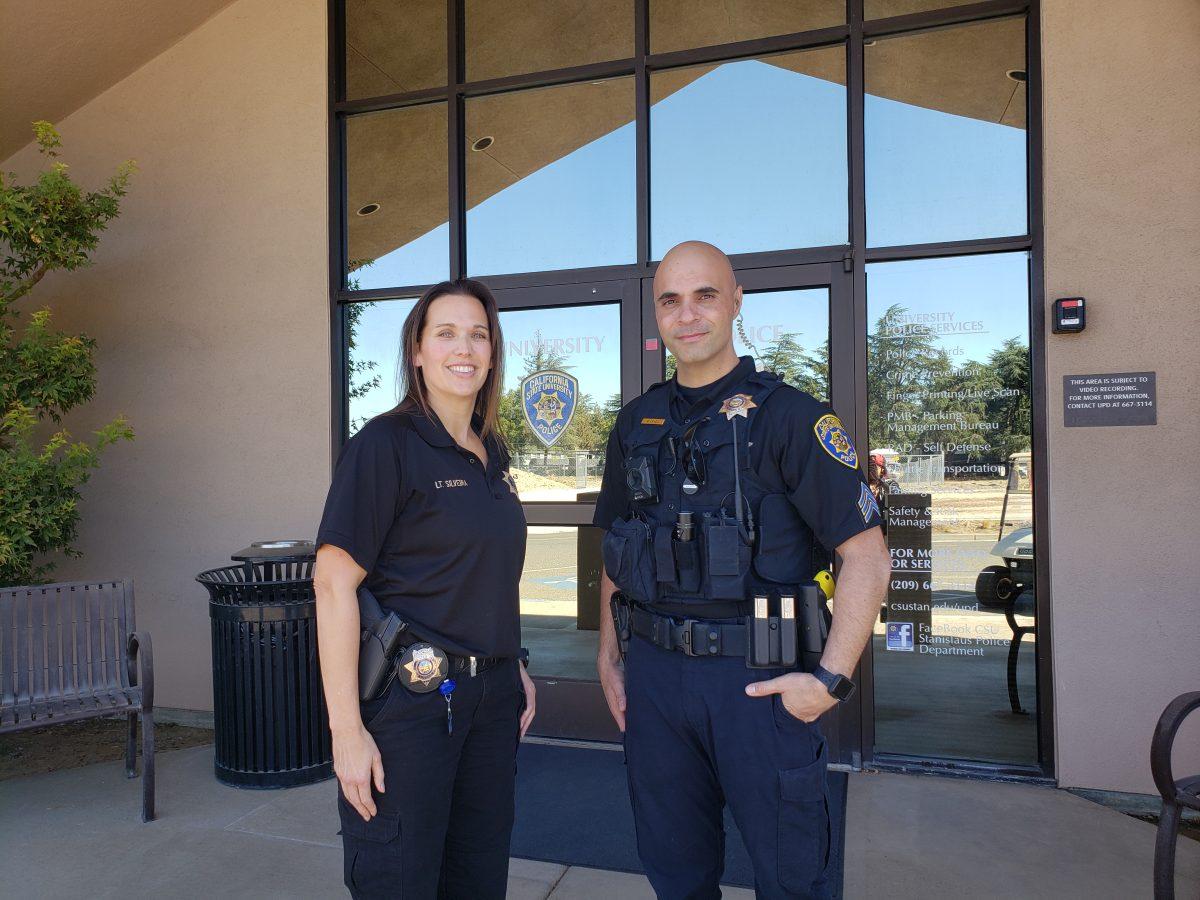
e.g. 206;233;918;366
498;304;622;502
344;298;418;435
466;0;632;82
521;525;604;680
650;1;843;55
866;17;1027;246
346;105;449;290
466;79;636;276
651;47;848;259
866;252;1037;766
344;0;446;100
664;287;830;401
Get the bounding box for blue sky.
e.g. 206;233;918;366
348;57;1027;426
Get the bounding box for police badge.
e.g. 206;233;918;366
719;393;757;420
398;643;449;693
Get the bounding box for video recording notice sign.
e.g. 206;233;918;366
1063;372;1156;427
884;493;932;651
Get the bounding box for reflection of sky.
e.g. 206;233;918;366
349;57;1028;421
866;94;1025;246
866;253;1029;364
353;56;1024;288
469;114;637;276
349;299;417;425
498;304;621;399
651;62;847;255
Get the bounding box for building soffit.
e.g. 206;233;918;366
0;0;239;162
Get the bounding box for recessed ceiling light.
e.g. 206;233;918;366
356;202;380;216
471;136;494;151
1006;69;1027;83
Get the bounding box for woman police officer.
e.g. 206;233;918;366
314;279;535;899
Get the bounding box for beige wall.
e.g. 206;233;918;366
1042;0;1200;793
1;0;330;711
4;0;1197;795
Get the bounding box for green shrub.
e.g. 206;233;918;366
0;123;135;586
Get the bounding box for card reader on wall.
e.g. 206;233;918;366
1053;297;1086;333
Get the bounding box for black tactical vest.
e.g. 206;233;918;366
602;369;820;611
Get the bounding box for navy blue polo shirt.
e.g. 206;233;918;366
594;360;881;558
316;410;527;658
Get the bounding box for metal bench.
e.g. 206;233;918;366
1152;691;1200;899
0;579;155;821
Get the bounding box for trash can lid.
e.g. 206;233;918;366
231;540;316;563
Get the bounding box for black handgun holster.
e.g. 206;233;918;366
610;592;632;659
357;586;408;701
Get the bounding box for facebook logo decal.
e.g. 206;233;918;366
886;622;914;652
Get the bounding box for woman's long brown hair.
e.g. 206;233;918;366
391;278;505;442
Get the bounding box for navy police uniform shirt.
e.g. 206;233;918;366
594;356;881;572
316;410;527;658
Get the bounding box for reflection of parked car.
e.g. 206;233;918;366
976;451;1033;608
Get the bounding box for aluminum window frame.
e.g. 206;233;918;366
327;0;1050;779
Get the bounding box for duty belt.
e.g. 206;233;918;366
394;647;507;679
630;606;749;658
445;653;506;678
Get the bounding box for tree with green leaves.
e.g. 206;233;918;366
757;332;829;400
0;123;135;585
343;259;381;434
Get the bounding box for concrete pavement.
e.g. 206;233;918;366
1;742;1197;898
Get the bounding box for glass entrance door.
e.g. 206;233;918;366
494;264;859;749
491;278;639;740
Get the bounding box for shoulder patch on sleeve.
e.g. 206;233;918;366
813;413;858;469
858;483;881;523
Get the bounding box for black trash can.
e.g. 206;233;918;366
196;541;333;788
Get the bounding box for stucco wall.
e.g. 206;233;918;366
1;0;329;711
1042;0;1200;792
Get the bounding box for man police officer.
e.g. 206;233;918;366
594;241;891;899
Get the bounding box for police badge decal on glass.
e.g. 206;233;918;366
398;642;449;693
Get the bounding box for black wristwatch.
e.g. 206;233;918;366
812;665;856;702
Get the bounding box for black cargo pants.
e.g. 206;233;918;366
337;659;524;899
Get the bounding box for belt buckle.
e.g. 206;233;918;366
680;619;700;657
650;617;669;651
689;620;720;657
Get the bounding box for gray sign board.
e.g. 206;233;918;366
1063;372;1157;427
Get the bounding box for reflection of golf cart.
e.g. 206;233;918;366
975;452;1033;609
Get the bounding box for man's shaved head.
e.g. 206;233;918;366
653;241;737;301
652;241;743;385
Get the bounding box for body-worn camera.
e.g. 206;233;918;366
625;455;659;503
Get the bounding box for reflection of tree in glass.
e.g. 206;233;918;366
658;315;830;399
758;333;829;401
868;304;1030;465
982;337;1031;461
345;258;381;435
